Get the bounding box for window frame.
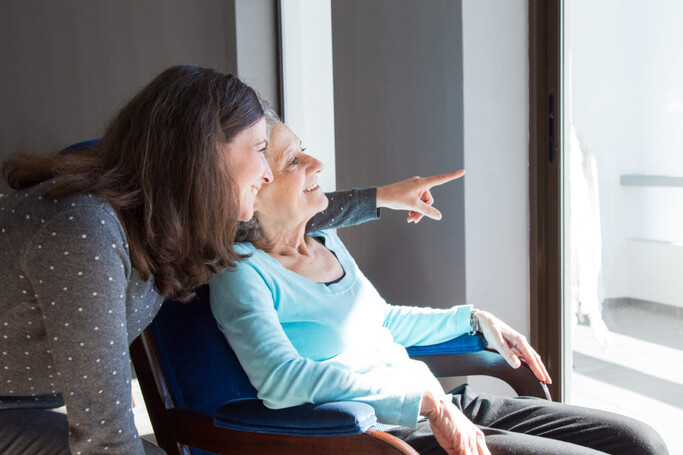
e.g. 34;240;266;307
529;0;563;401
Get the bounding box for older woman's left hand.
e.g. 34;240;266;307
376;170;465;223
474;310;552;384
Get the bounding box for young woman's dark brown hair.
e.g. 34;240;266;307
3;64;262;302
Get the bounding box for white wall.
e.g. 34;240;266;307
626;240;683;307
280;0;336;192
462;0;529;396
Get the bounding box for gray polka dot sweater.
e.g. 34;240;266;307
0;180;377;455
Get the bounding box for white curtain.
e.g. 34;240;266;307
568;124;613;348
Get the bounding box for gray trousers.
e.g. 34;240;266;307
388;385;668;455
0;409;166;455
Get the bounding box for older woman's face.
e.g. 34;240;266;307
254;122;328;225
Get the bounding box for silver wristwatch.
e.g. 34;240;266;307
469;309;480;335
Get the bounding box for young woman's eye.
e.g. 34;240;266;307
259;146;268;154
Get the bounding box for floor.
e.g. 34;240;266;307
131;375;156;445
571;303;683;455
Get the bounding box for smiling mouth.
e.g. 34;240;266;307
303;184;319;193
251;186;259;196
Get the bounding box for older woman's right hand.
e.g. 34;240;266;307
421;390;491;455
376;170;465;223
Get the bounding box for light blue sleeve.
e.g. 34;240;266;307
209;260;423;428
382;303;473;347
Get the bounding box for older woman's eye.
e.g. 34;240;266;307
289;156;299;166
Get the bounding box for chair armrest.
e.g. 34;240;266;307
406;334;551;400
169;408;417;455
214;398;377;436
411;350;551;400
405;333;487;356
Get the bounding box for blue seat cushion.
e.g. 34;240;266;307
214;399;376;436
406;333;487;356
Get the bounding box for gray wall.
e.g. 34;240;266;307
235;0;281;108
0;0;279;194
332;0;466;308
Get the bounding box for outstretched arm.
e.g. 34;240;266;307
308;187;379;231
308;169;465;231
377;170;465;223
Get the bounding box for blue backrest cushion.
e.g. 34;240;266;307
148;285;257;416
61;139;101;154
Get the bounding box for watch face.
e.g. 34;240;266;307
469;310;479;335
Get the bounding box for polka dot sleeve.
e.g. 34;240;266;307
307;187;380;232
22;208;145;455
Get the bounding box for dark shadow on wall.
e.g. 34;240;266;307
332;0;466;309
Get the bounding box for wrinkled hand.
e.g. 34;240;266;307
376;170;465;223
421;391;490;455
475;310;552;384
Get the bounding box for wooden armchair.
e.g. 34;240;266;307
130;285;549;455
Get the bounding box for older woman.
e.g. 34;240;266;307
210;121;667;455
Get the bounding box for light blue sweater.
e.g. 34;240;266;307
210;230;472;428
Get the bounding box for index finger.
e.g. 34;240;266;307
421;169;466;189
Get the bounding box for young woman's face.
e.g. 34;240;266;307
222;117;273;221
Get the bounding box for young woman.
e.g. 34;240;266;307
0;64;458;455
210;120;668;455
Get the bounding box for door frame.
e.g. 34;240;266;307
529;0;563;401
